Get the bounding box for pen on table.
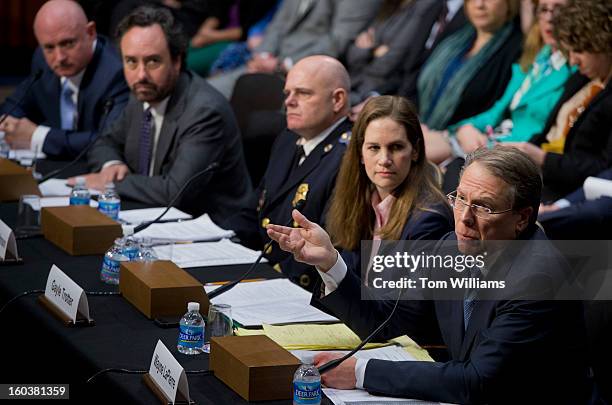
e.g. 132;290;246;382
205;278;265;286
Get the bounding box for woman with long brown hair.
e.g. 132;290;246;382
326;96;452;260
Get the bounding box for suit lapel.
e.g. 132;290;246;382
266;132;300;200
459;247;515;360
152;72;189;175
125;100;142;172
76;39;103;129
287;0;315;32
267;119;350;208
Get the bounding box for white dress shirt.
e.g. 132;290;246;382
30;40;97;154
102;96;170;176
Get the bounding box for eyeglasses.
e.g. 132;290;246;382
447;191;513;219
536;5;562;19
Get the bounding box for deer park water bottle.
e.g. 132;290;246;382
69;177;90;205
98;182;120;220
177;302;205;355
100;238;129;285
293;363;321;405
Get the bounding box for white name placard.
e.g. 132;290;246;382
148;340;190;404
0;219;18;261
44;265;90;323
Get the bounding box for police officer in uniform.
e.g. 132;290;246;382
228;55;352;291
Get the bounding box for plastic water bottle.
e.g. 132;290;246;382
177;302;205;355
98;182;120;220
69;177;90;205
100;238;129;285
0;138;9;159
293;364;321;405
135;238;158;261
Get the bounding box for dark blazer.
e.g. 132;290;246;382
0;36;129;159
347;0;445;104
342;202;454;285
312;228;591;404
376;4;467;102
88;70;253;223
227;118;352;291
531;75;612;199
255;0;382;62
539;167;612;240
434;19;523;127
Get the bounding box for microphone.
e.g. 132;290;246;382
208;199;306;300
317;288;404;374
0;69;43;127
125;161;220;235
38;98;115;183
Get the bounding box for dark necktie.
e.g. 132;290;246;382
463;265;483;331
437;2;449;36
294;145;305;168
138;108;154;176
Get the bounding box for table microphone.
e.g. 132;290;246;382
0;69;43;127
207;199;306;300
123;161;220;236
317;287;405;374
38;98;115;183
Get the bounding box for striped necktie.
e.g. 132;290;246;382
60;81;76;130
138;108;154;176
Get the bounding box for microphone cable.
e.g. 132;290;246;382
317;286;406;374
207;199;306;300
0;70;43;127
38;98;115;183
127;162;220;235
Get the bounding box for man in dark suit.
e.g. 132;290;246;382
228;55;352;291
0;0;129;159
71;6;252;222
208;0;382;98
349;0;466;118
267;146;591;404
539;167;612;240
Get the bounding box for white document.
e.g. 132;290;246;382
0;219;18;260
154;239;266;268
44;265;91;323
8;149;46;161
292;347;445;405
205;279;337;326
134;214;234;242
36;197;98;209
290;345;417;365
148;340;190;404
119;207;191;225
38;178;101;197
584;176;612;201
325;388;441;405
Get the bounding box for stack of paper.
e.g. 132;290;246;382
290;346;441;405
134;214;234;242
153;239;265;268
205;279;338;327
262;323;390;351
38;178;100;197
119;207;191;225
37;197;98;209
